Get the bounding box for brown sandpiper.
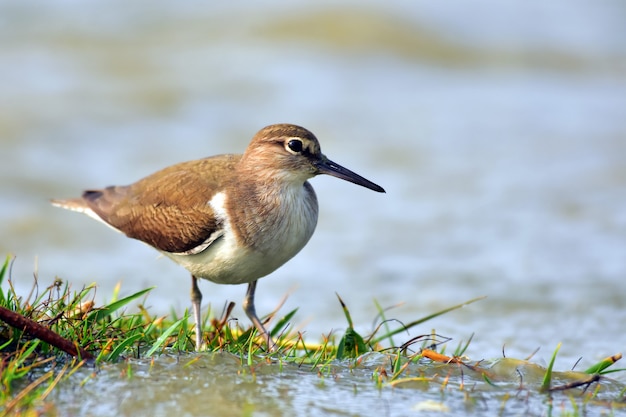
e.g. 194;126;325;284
52;123;385;351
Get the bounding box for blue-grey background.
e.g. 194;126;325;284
1;0;625;369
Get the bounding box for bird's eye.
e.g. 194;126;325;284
286;139;303;154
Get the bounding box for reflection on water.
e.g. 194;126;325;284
1;0;625;391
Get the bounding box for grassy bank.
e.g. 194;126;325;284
1;254;624;415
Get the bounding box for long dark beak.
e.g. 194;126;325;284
316;156;385;193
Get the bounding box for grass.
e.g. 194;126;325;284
1;253;624;415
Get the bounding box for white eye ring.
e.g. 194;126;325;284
286;138;304;154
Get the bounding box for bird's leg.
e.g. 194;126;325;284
243;280;275;351
191;275;203;351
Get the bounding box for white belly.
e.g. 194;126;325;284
163;186;318;285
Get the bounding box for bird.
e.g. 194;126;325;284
52;123;385;351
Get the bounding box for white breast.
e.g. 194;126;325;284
164;185;318;285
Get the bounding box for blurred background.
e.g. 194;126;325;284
1;0;625;366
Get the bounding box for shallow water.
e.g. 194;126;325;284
1;0;626;414
44;352;625;416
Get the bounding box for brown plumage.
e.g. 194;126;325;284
64;155;239;253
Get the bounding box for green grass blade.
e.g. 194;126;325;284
453;333;474;357
270;308;298;338
541;342;561;391
145;316;185;356
371;296;486;345
0;255;12;304
335;293;354;329
105;333;144;362
483;372;497;387
86;287;154;323
584;353;622;375
372;299;395;347
336;328;367;359
21;340;41;361
334;293;368;359
0;255;10;284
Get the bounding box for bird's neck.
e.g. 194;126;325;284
227;172;319;253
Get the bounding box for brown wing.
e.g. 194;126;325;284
80;154;241;253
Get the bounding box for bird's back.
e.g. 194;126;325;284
52;154;242;253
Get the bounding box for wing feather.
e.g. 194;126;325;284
56;154;241;254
